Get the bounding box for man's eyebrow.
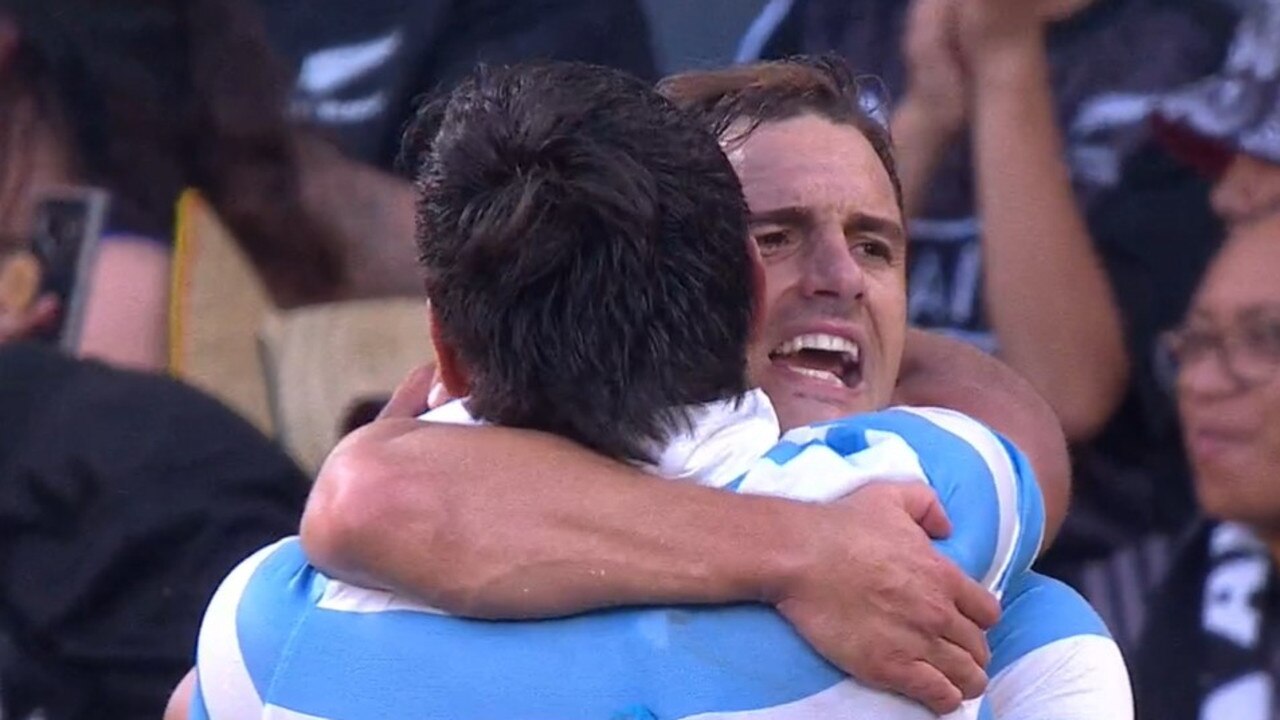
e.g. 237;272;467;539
747;206;906;247
747;206;811;226
847;212;906;247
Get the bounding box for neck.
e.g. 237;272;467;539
0;93;75;238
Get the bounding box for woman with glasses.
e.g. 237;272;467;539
1134;210;1280;720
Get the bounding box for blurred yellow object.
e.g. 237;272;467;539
169;189;275;434
259;298;432;476
169;189;432;476
0;250;40;314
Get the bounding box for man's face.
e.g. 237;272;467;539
1212;153;1280;229
728;114;908;431
1177;213;1280;530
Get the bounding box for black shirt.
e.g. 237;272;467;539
256;0;659;169
0;344;308;720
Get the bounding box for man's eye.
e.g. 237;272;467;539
853;240;892;261
753;230;793;253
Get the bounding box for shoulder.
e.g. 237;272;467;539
989;573;1133;720
808;407;1035;505
798;406;1009;464
194;537;318;718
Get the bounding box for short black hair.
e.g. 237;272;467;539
403;62;754;463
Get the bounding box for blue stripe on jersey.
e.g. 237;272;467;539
989;572;1112;678
235;539;324;698
243;545;842;718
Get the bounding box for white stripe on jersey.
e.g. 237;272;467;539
988;635;1132;720
316;579;450;616
899;406;1033;592
680;682;981;719
734;426;928;502
197;541;281;720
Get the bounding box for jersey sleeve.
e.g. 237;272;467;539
834;407;1045;596
736;407;1045;597
190;537;310;720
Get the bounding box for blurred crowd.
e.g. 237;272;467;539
0;0;1278;718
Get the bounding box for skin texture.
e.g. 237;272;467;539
1177;213;1280;553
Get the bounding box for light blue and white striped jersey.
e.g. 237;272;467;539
191;394;1131;719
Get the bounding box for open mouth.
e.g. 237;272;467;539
768;333;862;389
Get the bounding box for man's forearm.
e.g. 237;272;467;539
303;419;812;617
895;328;1071;545
971;34;1129;441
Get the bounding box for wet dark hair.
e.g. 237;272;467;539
402;62;755;462
0;0;343;305
659;54;903;215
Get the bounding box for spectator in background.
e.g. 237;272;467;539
0;0;345;370
250;0;660;298
1121;5;1280;715
1044;0;1280;653
742;0;1239;645
1155;0;1280;233
1132;208;1280;720
0;342;308;720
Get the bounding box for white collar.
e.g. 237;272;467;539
419;389;780;488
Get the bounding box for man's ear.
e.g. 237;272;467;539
428;305;471;399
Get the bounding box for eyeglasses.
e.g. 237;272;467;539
1161;308;1280;387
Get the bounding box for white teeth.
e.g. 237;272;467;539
791;366;845;386
771;333;860;361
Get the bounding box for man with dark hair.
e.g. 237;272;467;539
408;63;755;461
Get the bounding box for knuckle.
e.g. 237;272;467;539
909;678;960;713
919;601;951;634
963;672;989;699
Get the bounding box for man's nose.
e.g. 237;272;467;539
798;223;866;301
